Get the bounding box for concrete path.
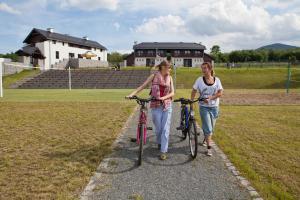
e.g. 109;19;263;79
81;103;251;200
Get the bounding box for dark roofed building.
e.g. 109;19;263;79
125;42;213;67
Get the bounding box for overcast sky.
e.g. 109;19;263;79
0;0;299;53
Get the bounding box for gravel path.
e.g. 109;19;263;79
81;103;251;200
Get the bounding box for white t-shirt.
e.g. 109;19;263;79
193;76;223;107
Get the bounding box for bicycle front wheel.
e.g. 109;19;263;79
188;120;198;159
181;108;187;140
138;124;144;166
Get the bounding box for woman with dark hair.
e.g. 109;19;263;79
126;60;174;160
191;62;223;156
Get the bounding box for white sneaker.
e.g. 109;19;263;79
201;141;207;147
206;149;212;156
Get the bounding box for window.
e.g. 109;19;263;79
174;50;180;55
52;40;56;44
30;57;34;64
56;51;59;59
184;50;191;55
148;50;154;56
157;50;164;55
98;57;101;61
195;50;201;54
62;42;65;46
78;54;83;58
100;49;103;52
137;50;143;56
69;53;75;58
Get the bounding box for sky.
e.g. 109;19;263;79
0;0;300;54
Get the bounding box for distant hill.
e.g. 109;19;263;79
257;43;299;50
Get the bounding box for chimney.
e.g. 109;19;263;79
83;36;89;40
47;28;54;33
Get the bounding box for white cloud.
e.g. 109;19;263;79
134;15;187;35
58;0;119;11
131;0;300;51
0;2;21;15
113;22;120;31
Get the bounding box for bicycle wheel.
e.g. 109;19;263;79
138;124;144;166
188;120;198;159
181;108;187;140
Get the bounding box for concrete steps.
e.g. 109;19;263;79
18;69;151;89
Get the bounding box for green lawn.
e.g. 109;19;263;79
202;106;300;200
1;67;299;199
3;69;40;88
174;67;300;89
0;102;135;199
0;89;138;102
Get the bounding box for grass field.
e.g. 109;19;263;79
1;68;299;199
0;101;135;199
174;67;300;89
209;105;300;200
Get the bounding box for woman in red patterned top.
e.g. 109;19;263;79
126;60;175;160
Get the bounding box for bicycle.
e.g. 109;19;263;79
174;97;205;159
126;95;157;166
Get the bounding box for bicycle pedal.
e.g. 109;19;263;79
147;127;153;130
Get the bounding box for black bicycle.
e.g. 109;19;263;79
174;97;205;159
126;95;156;166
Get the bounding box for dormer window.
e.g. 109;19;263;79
137;50;143;56
174;50;180;55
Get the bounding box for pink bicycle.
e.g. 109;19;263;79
127;95;156;166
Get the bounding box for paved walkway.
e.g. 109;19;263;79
81;103;251;200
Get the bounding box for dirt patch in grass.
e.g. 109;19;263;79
221;92;300;105
0;102;134;199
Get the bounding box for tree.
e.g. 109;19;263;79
210;45;222;63
0;52;18;62
210;45;221;55
107;52;123;64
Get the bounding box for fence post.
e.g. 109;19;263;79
68;66;72;91
0;62;3;98
173;62;176;92
286;62;291;94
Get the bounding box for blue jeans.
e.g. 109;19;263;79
151;105;172;153
199;106;219;136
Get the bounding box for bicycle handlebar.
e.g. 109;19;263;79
174;97;206;104
126;95;159;103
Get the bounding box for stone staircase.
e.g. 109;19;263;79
9;70;43;89
18;69;151;89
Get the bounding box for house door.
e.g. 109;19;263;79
183;59;192;67
33;58;39;67
146;58;155;67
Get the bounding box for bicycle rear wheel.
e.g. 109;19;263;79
138;124;144;166
188;120;198;159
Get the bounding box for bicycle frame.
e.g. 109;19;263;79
137;104;148;145
180;103;195;131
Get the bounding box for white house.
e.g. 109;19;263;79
16;28;108;70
